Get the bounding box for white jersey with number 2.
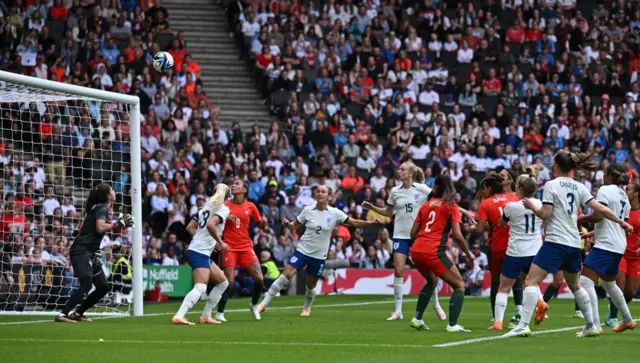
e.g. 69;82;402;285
504;199;543;257
542;177;593;249
594;185;629;254
188;203;230;256
296;206;349;260
387;183;432;239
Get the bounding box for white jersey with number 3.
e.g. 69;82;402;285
188;203;230;256
296;206;349;260
387;183;432;239
594;185;629;254
504;199;543;257
542;177;593;249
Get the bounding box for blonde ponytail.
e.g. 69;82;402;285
208;183;230;206
517;163;543;198
401;161;425;183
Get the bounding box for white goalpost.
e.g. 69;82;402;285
0;71;143;317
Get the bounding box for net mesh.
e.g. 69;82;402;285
0;81;134;315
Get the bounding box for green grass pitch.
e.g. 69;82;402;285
0;295;636;363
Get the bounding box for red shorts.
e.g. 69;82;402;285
222;250;259;269
619;255;640;277
411;250;453;278
490;249;507;277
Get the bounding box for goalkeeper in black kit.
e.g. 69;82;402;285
55;184;135;323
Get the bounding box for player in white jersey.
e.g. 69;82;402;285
172;184;231;325
363;162;447;321
489;165;545;331
578;163;636;334
505;151;632;338
258;185;382;316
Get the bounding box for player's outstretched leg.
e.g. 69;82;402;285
200;264;228;324
511;277;523;322
247;261;265;320
567;271;598;337
432;278;446;321
578;274;602;334
173;283;206;325
71;268;110;321
258;274;290;313
57;275;93;323
600;279;636;333
388;252;407;321
411;271;436;330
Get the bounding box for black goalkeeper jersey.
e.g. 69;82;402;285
70;203;109;256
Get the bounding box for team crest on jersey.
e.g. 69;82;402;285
245;210;249;215
414;194;420;201
326;217;332;225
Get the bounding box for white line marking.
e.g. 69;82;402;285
0;338;428;349
432;319;640;348
0;298;417;326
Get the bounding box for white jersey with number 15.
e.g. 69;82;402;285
387;183;432;239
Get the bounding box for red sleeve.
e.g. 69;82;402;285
415;204;429;225
451;204;462;223
476;200;489;221
250;203;261;222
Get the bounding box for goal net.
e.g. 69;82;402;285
0;71;143;316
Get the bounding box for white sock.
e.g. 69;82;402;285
303;286;317;310
394;277;403;314
573;284;594;328
495;292;508;323
517;286;539;328
537;286;543;301
432;283;441;310
261;275;289;307
175;283;206;318
602;280;633;324
579;275;600;329
202;280;229;319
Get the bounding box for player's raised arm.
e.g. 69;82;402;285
586;199;633;233
343;217;382;228
362;201;395;217
282;218;302;231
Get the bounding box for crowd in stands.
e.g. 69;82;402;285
228;0;640;278
6;0;640;300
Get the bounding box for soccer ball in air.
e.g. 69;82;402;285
153;51;174;72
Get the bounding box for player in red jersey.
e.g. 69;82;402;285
606;182;640;327
215;179;268;322
472;172;520;323
408;175;474;332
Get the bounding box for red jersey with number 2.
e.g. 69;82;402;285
477;192;519;251
223;200;261;252
411;198;462;254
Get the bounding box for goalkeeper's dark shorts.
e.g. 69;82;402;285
70;252;103;279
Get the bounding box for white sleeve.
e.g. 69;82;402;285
215;206;230;224
595;187;608;207
579;183;595;207
334;208;349;225
386;189;395;206
542;182;555;206
296;208;308;224
417;183;432;197
503;203;514;221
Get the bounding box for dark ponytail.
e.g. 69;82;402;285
85;183;112;213
479;172;505;197
555;150;598;173
606;163;631;186
432;174;457;204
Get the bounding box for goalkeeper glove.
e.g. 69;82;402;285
114;213;136;229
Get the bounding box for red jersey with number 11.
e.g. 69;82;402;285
477;192;519;251
223;200;261;252
411;198;461;254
